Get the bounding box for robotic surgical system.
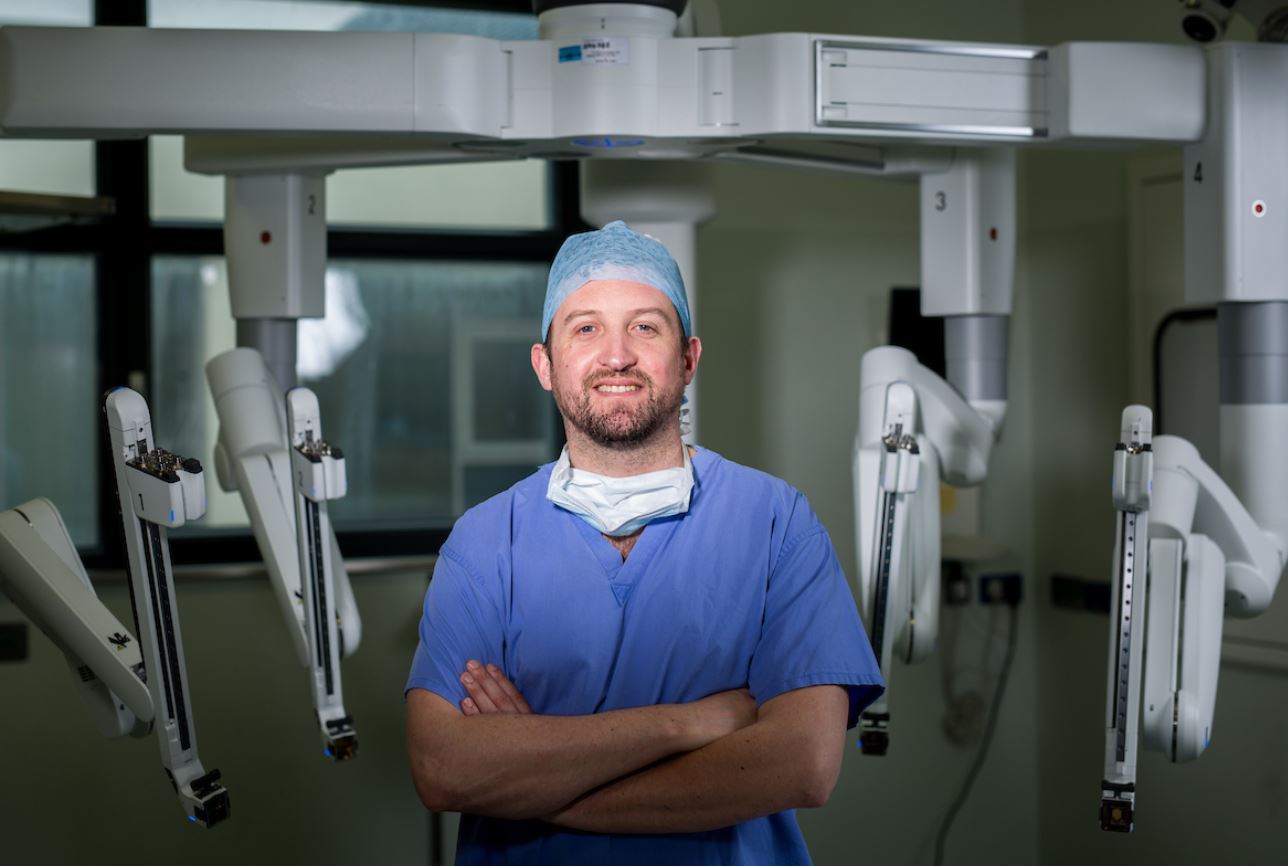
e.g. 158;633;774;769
2;0;1288;834
0;389;229;826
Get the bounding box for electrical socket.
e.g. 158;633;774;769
979;572;1022;606
942;561;971;606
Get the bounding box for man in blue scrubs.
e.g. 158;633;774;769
405;221;883;865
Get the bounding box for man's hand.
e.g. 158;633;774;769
547;685;851;835
407;671;756;820
459;660;532;715
458;662;756;750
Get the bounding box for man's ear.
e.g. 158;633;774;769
683;336;702;386
531;342;554;392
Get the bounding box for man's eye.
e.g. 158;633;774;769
635;323;656;333
576;324;595;334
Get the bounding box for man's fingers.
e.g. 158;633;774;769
461;696;480;716
461;666;501;713
473;663;521;713
487;663;533;714
462;660;522;713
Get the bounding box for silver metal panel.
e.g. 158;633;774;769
815;38;1047;140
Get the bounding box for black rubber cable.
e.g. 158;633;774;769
933;601;1020;866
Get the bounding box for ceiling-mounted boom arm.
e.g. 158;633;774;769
0;24;1206;176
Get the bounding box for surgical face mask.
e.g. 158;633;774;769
546;446;694;537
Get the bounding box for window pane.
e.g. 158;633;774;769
0;255;97;548
150;256;555;537
147;1;547;229
0;1;94;197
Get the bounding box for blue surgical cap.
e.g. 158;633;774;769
542;220;691;340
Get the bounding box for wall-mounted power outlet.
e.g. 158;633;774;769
979;573;1023;606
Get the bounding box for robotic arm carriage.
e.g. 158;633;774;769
287;388;358;760
104;388;229;827
1099;406;1153;832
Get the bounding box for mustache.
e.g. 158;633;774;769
583;371;653;390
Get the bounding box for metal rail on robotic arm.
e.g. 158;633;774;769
287;388;358;761
1099;406;1152;833
105;388;229;827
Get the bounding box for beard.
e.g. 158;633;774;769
552;367;685;449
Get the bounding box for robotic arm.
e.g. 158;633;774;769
104;388;229;827
1099;423;1277;832
0;497;152;739
1101;37;1288;834
206;348;360;760
853;149;1012;754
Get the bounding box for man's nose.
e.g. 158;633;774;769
597;329;637;370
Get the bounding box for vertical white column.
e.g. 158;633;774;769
580;161;714;444
1184;43;1288;551
223;172;328;389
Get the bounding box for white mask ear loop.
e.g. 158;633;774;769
546;447;694;536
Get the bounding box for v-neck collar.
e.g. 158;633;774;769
564;447;710;606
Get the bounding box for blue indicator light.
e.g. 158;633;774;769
187;815;197;823
571;137;645;149
324;748;332;757
169;509;175;522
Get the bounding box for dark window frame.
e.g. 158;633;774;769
0;0;586;569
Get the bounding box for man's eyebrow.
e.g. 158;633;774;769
629;307;673;321
561;307;673;323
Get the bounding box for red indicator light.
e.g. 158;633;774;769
989;227;998;240
260;231;272;244
1253;200;1267;218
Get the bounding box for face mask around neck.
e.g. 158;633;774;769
545;446;694;537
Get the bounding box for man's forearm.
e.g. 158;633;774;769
547;685;850;834
406;689;750;820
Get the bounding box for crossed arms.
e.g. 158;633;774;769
405;662;850;834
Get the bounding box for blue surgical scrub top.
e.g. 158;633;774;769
406;447;884;866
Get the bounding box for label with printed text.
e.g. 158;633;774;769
558;37;629;65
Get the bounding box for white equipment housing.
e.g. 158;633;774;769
0;26;1207;168
205;350;361;693
287;387;358;761
104;388;229;828
0;498;152;739
854;346;996;753
1146;436;1241;757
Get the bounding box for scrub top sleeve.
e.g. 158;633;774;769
748;496;884;728
405;545;506;709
